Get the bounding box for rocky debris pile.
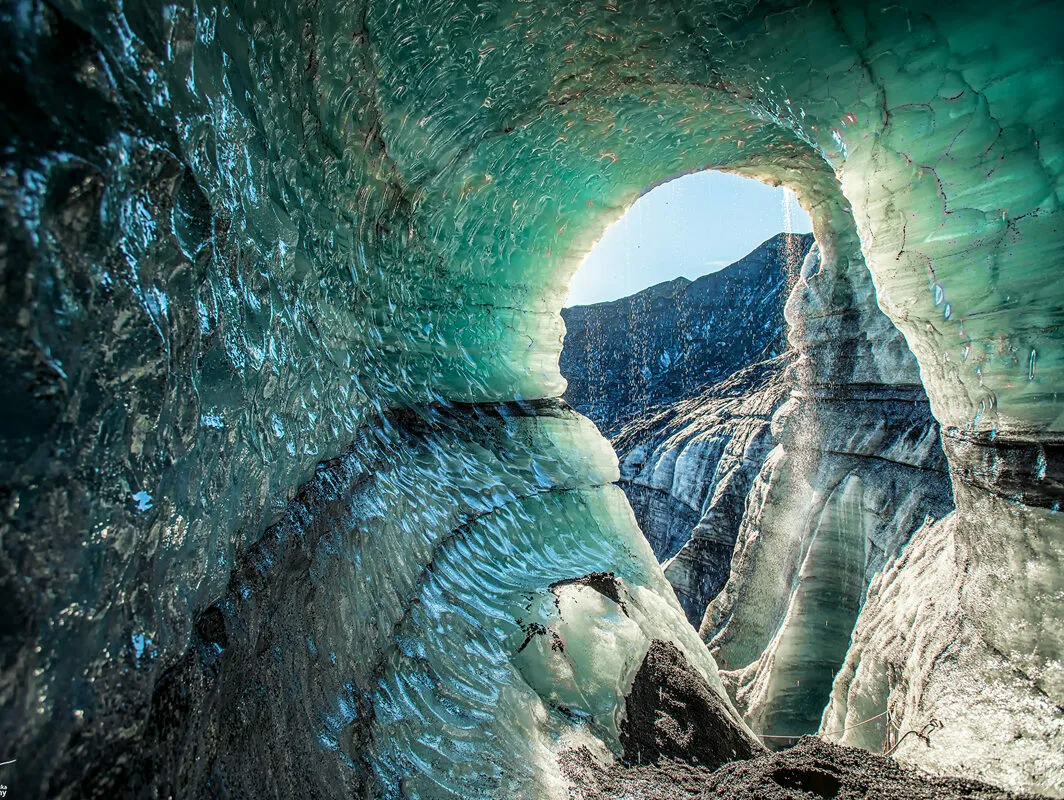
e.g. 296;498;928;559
563;735;1047;800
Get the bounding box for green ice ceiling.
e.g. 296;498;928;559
1;0;1062;797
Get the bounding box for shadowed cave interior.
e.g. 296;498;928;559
1;0;1062;798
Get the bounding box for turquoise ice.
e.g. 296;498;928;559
1;0;1061;796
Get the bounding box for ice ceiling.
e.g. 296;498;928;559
1;0;1062;797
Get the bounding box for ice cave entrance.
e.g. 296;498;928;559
558;167;818;609
558;168;852;745
565;170;811;307
560;169;813;439
558;164;957;753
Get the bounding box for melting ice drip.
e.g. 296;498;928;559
780;187;804;270
778;187;808;278
781;187;800;235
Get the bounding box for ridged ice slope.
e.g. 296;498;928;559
2;0;1062;796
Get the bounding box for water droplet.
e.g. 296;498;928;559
132;491;153;512
1028;349;1038;381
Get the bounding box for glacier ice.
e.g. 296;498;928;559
1;0;1062;796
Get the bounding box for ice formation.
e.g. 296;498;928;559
1;0;1061;797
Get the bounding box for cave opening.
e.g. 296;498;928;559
555;163;952;752
3;0;1062;798
559;170;814;439
563;170;811;307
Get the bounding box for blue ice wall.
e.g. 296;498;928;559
1;0;1061;795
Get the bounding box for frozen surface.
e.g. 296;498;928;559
614;355;793;619
1;0;1062;796
824;492;1064;796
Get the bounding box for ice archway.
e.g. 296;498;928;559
2;0;1062;797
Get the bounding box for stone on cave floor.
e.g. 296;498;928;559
620;638;762;770
562;735;1050;800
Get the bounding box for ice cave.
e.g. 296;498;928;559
1;0;1061;797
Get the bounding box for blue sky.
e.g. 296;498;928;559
565;171;813;306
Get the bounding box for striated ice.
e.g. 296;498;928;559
1;0;1062;796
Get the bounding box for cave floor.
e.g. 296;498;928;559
562;736;1047;800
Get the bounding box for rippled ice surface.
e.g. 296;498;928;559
255;403;744;798
3;0;1063;795
100;401;743;798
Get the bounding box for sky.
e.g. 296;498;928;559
565;171;813;306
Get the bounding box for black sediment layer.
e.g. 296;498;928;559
564;733;1047;800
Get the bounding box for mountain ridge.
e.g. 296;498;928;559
559;231;814;436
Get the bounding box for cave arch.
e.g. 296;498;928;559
554;158;948;752
2;0;1061;797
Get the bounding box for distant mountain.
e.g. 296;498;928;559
559;232;814;436
613;353;794;621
